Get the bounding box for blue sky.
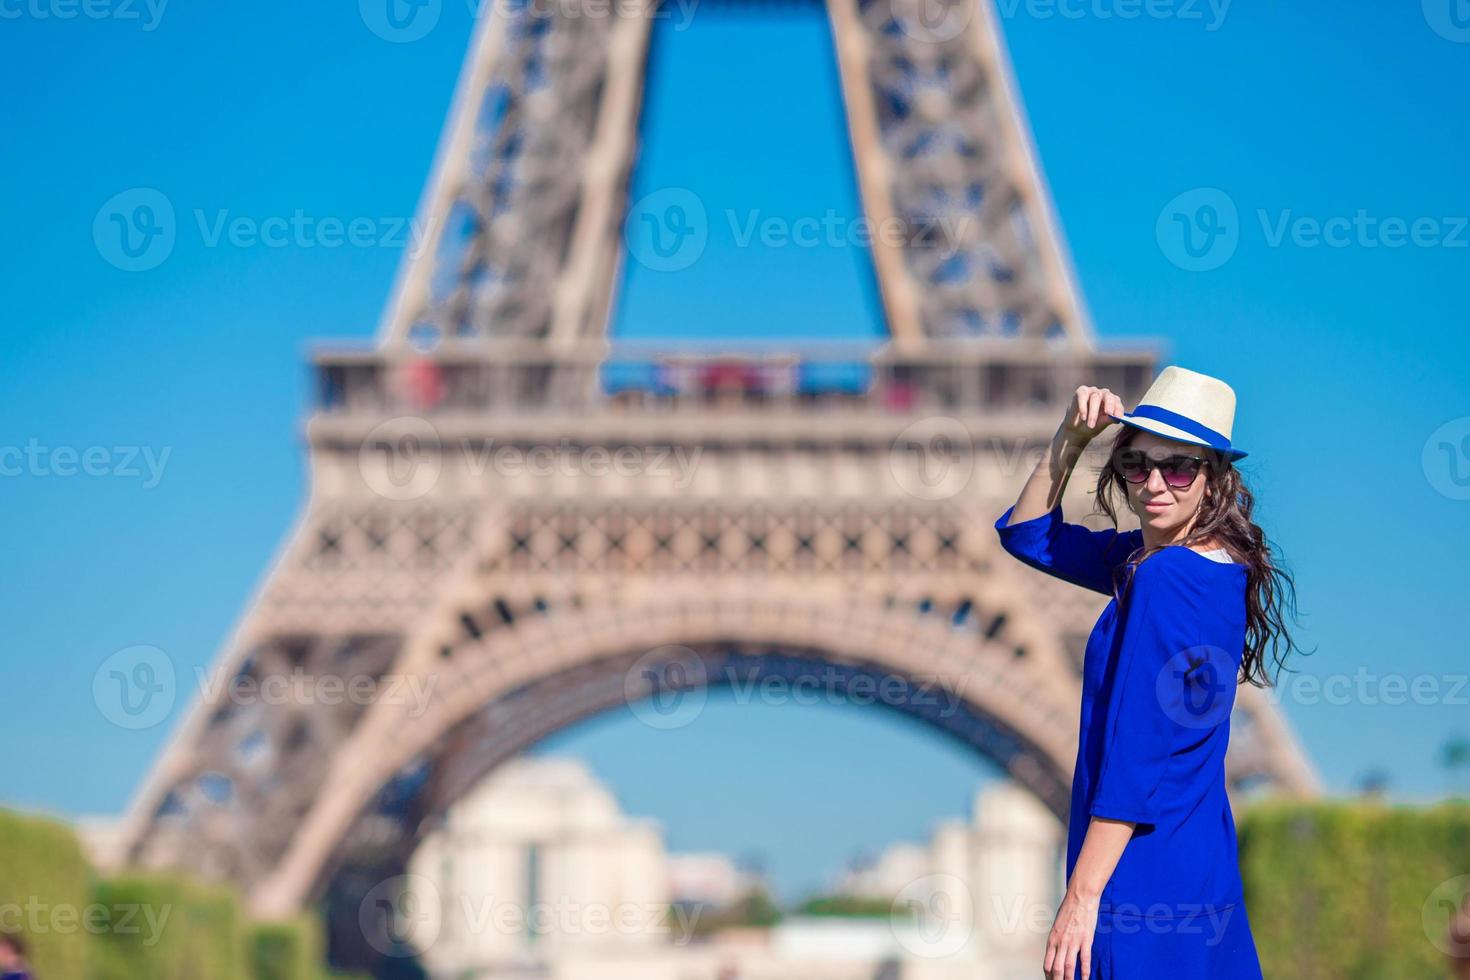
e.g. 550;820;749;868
3;1;1469;901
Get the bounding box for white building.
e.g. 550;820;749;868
406;756;672;975
406;760;1062;980
834;781;1064;976
668;851;760;908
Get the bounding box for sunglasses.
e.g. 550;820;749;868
1110;448;1210;488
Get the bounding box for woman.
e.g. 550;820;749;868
995;366;1300;979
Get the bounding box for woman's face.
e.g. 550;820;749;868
1117;431;1211;537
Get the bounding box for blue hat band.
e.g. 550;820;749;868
1125;404;1235;454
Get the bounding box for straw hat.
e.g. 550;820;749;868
1108;366;1248;460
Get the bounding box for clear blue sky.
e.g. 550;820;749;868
3;1;1469;901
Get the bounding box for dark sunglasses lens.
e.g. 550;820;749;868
1114;450;1149;483
1160;457;1202;487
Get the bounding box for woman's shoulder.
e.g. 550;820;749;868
1127;545;1247;604
1137;542;1246;570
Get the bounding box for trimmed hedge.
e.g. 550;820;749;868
1239;798;1470;979
0;808;367;979
89;874;247;980
247;916;333;980
798;895;897;918
0;808;93;979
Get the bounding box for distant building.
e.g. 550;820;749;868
667;852;759;909
834;782;1064;974
406;757;671;975
406;760;1061;980
837;841;931;902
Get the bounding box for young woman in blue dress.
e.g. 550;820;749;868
995;366;1301;980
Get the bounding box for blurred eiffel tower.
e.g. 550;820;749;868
114;0;1319;933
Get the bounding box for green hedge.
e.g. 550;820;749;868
1239;798;1470;980
246;917;331;980
89;874;247;980
798;895;897;918
0;807;368;979
0;808;93;979
89;884;364;980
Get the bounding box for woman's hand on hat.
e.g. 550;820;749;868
1061;385;1125;446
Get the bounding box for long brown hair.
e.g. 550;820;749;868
1092;427;1306;688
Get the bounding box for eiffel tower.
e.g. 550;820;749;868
113;0;1319;933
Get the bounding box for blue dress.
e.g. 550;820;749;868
995;505;1265;979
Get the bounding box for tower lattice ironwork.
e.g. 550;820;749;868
113;0;1320;924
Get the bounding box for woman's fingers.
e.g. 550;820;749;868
1080;388;1096;430
1055;943;1073;980
1047;935;1067;980
1067;384;1123;440
1044;920;1065;976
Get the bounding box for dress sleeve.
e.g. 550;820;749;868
1087;551;1208;830
994;505;1140;596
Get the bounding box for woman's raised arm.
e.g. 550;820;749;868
1006;385;1126;526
